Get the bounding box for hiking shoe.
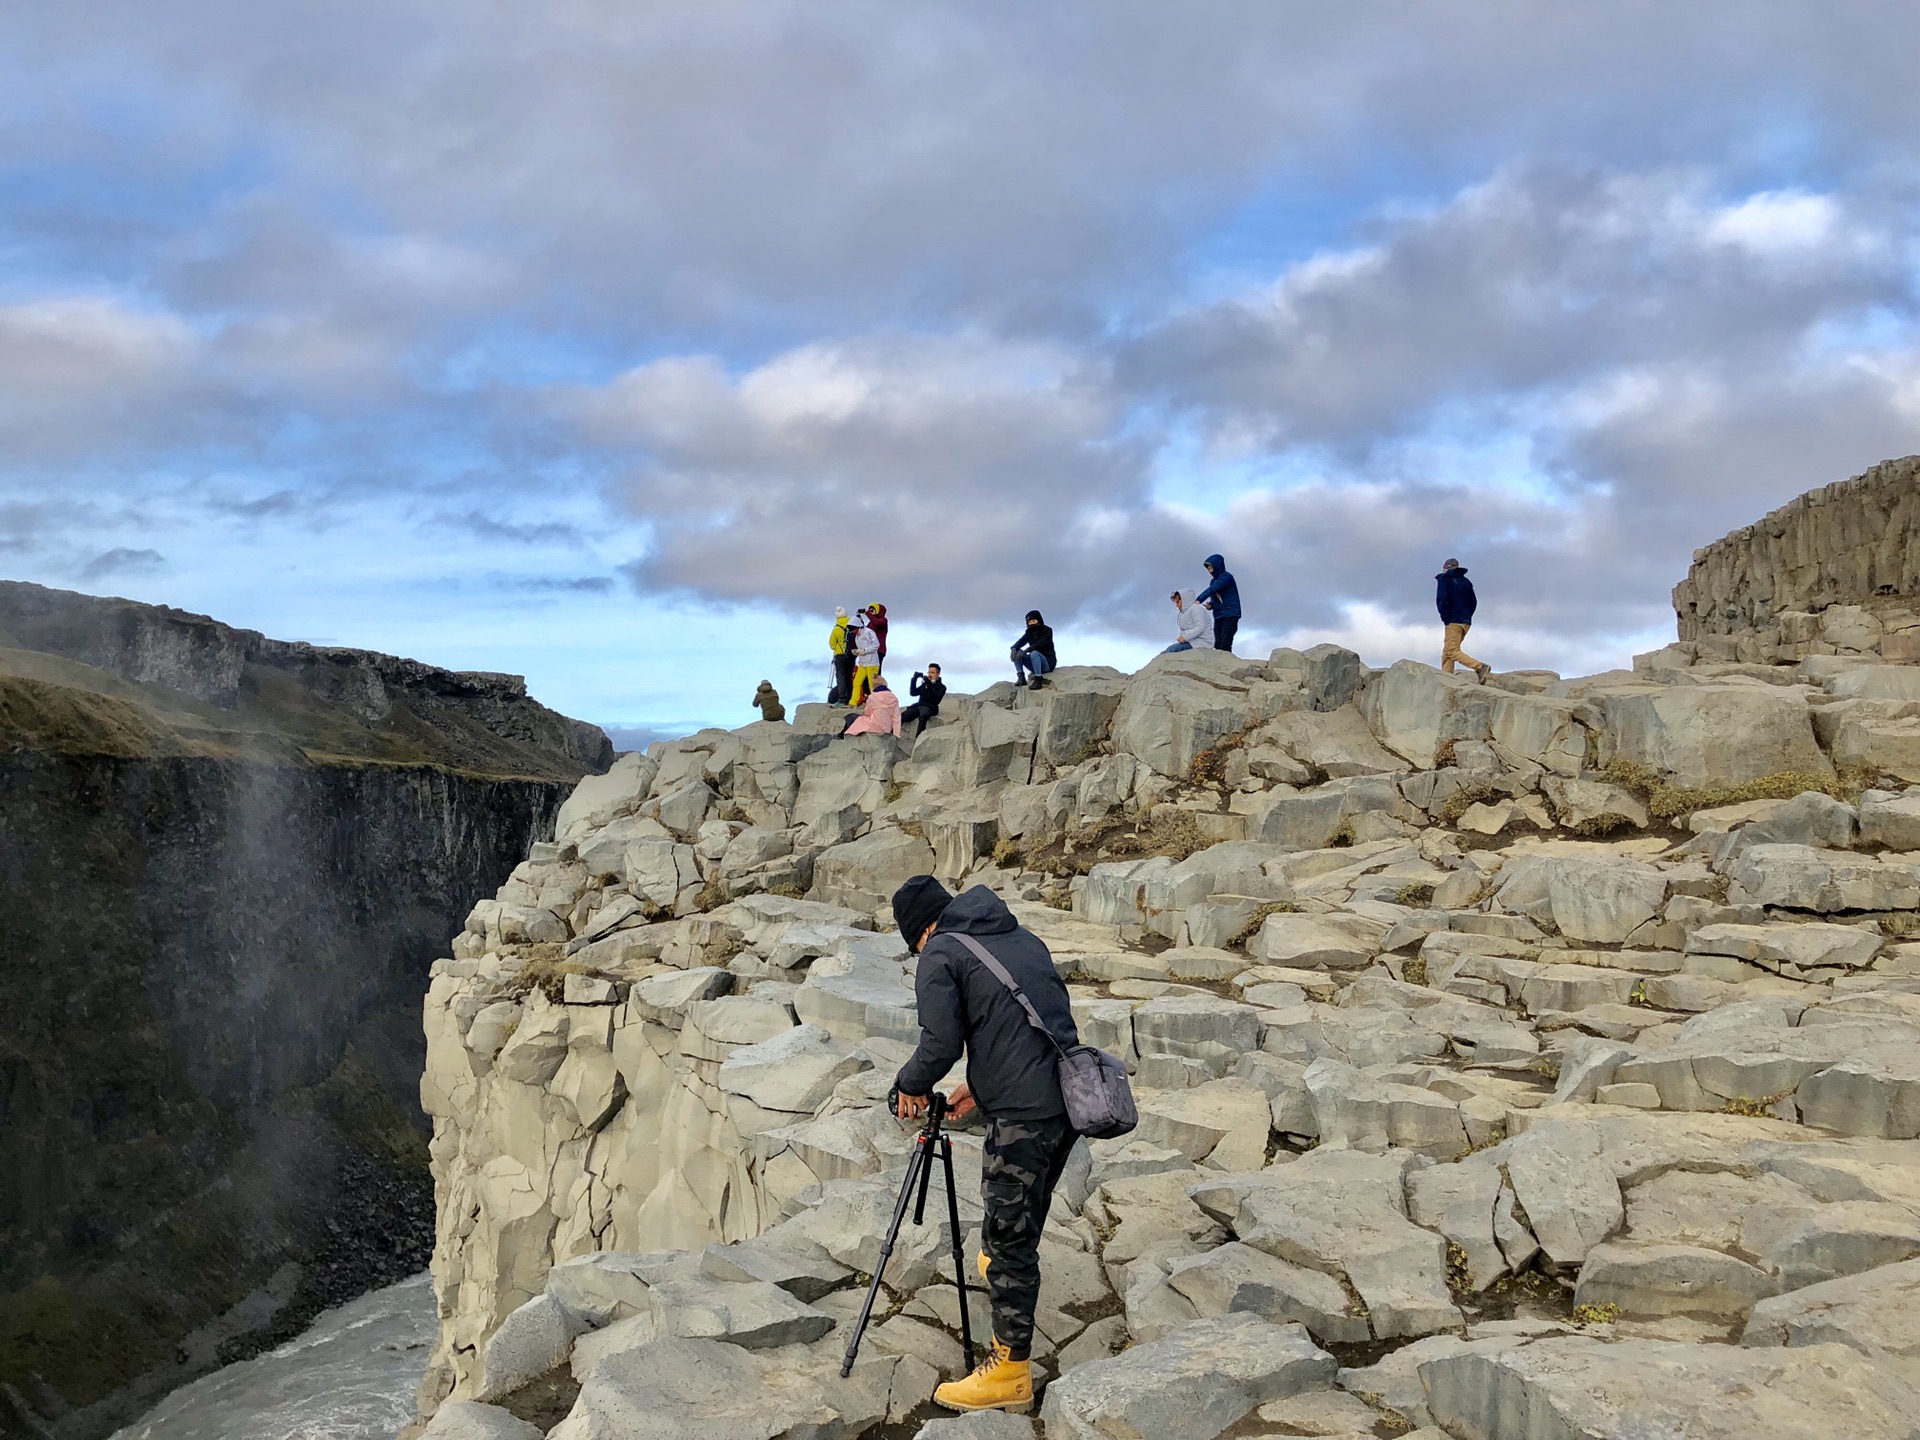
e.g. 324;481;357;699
1475;663;1492;685
933;1340;1032;1413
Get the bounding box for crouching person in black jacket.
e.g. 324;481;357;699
890;875;1080;1415
898;663;946;737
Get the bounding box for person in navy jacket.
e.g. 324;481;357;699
1195;553;1241;652
1436;558;1492;683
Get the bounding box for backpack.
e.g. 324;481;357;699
949;933;1137;1140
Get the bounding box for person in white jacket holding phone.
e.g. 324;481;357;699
1162;589;1213;653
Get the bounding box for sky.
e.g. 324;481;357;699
3;2;1919;742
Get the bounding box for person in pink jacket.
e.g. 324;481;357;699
840;678;901;737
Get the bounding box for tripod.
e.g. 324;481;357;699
839;1091;977;1378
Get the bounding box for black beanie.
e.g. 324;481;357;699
891;875;952;946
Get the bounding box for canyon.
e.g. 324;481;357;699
0;583;608;1439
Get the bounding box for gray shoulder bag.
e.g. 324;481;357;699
950;933;1137;1140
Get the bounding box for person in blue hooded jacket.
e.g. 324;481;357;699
1436;558;1492;683
1195;554;1241;652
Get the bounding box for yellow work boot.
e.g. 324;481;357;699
933;1339;1032;1413
977;1250;990;1279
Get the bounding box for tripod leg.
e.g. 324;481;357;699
840;1137;927;1378
938;1134;976;1372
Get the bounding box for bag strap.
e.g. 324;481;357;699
949;932;1069;1060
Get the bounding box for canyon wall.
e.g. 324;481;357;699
1673;453;1920;663
0;586;608;1439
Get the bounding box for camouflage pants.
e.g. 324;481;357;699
980;1113;1077;1360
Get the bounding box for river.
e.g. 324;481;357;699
111;1274;433;1440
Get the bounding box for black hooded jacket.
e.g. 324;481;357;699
894;886;1079;1121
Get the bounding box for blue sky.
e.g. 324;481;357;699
2;3;1918;739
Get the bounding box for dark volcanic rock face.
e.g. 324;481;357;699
0;585;608;1437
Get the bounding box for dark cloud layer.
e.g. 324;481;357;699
2;4;1919;664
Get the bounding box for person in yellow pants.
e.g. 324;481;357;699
850;614;881;707
1436;558;1492;683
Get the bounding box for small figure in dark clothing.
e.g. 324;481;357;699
1196;553;1241;653
899;663;946;737
751;680;786;722
890;875;1081;1414
1010;611;1055;689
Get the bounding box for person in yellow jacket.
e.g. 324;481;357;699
828;607;855;705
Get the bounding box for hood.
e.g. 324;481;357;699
935;884;1018;937
1437;566;1469;580
1204;553;1226;573
866;602;887;617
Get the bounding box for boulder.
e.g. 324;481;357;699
1497;1123;1622;1267
1598;685;1831;788
1741;1256;1920;1365
1858;788;1920;851
717;1024;867;1119
476;1294;585;1401
810;829;938;913
1131;995;1263;1069
1164;1242;1369;1344
793;735;896;827
558;752;659;841
1542;775;1650;833
1227;1148;1461;1339
1110;653;1263;779
1572;1241;1776;1320
1301;1057;1470;1160
1039;1313;1337;1440
1795;1047;1920;1138
1133;1079;1271;1170
1824;700;1920;783
1247;913;1378;969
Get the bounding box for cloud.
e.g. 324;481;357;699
560;161;1920;664
0;297;202;460
572;331;1174;622
5;4;1920;698
78;546;166;580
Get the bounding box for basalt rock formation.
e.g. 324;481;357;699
415;633;1920;1438
0;584;609;1439
1673;453;1920;664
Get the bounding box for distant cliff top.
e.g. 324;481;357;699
0;581;612;780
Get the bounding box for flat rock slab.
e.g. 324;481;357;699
548;1336;898;1440
1420;1334;1920;1440
422;1402;547;1440
1741;1256;1920;1365
912;1412;1036;1438
1039;1313;1336;1440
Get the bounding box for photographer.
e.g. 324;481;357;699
890;875;1080;1415
898;663;946;737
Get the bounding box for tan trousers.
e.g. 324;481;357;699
1441;622;1484;673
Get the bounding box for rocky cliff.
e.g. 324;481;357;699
1673;453;1920;663
413;635;1920;1438
0;585;610;1439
